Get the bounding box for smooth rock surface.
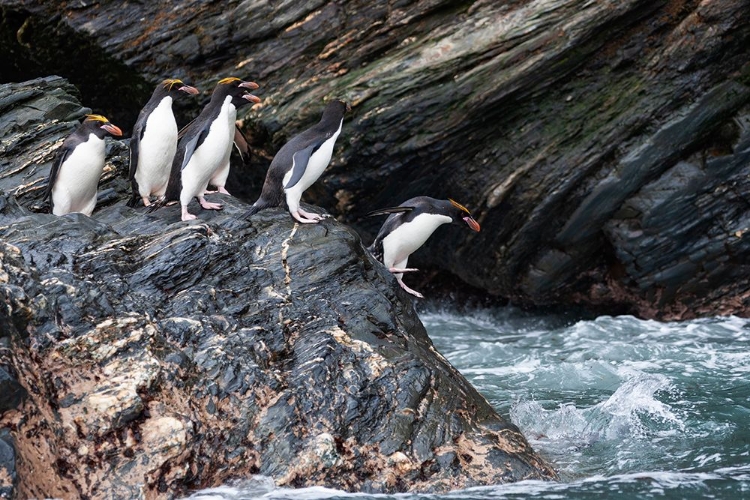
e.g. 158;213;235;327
0;78;555;498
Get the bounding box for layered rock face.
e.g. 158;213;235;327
3;0;750;318
0;78;555;498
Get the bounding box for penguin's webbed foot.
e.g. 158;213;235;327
389;267;419;273
291;210;321;224
397;279;424;299
181;206;197;221
198;197;223;211
217;186;231;195
297;208;326;221
142;197;152;207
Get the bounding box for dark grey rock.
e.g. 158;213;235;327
0;368;26;413
0;429;16;498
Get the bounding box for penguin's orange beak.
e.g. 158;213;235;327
243;94;262;103
101;123;123;136
240;81;260;90
179;85;199;95
463;216;481;232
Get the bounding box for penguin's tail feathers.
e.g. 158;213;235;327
367;242;384;263
147;196;168;213
366;206;414;217
126;192;140;208
243;199;273;220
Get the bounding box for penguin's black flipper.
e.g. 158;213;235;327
284;144;317;189
366;206;414;217
127;134;142;208
179;120;247;160
177;119;195;140
163;148;184;205
44;146;70;203
233;126;249;161
180;128;209;171
160;125;210;205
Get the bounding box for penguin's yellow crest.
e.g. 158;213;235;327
162;78;184;90
218;77;241;85
84;114;110;123
449;198;471;214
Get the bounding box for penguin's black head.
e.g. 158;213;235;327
323;99;351;117
215;77;261;108
82;114;123;138
161;78;199;97
447;198;481;232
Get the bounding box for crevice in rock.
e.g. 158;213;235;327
0;6;152;131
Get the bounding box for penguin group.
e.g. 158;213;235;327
44;77;480;298
46;77;260;221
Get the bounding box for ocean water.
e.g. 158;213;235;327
186;307;750;499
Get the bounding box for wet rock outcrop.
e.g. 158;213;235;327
3;0;750;318
0;78;555;498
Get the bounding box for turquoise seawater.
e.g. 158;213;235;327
186;307;750;499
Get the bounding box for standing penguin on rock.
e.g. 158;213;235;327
127;78;199;207
244;100;349;224
156;77;260;221
44;114;123;216
368;196;481;298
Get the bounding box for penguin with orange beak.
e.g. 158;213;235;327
244;99;349;223
127;78;199;207
44;114;123;216
368;197;481;298
160;77;260;221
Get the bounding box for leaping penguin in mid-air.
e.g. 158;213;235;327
367;196;481;298
244;99;349;224
158;77;260;221
127;78;199;208
44;114;123;216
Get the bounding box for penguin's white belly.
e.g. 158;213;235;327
284;120;342;196
381;213;451;268
210;160;230;186
181;102;235;204
135;98;177;197
52;135;106;216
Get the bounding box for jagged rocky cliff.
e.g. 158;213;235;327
2;0;750;318
0;78;555;498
